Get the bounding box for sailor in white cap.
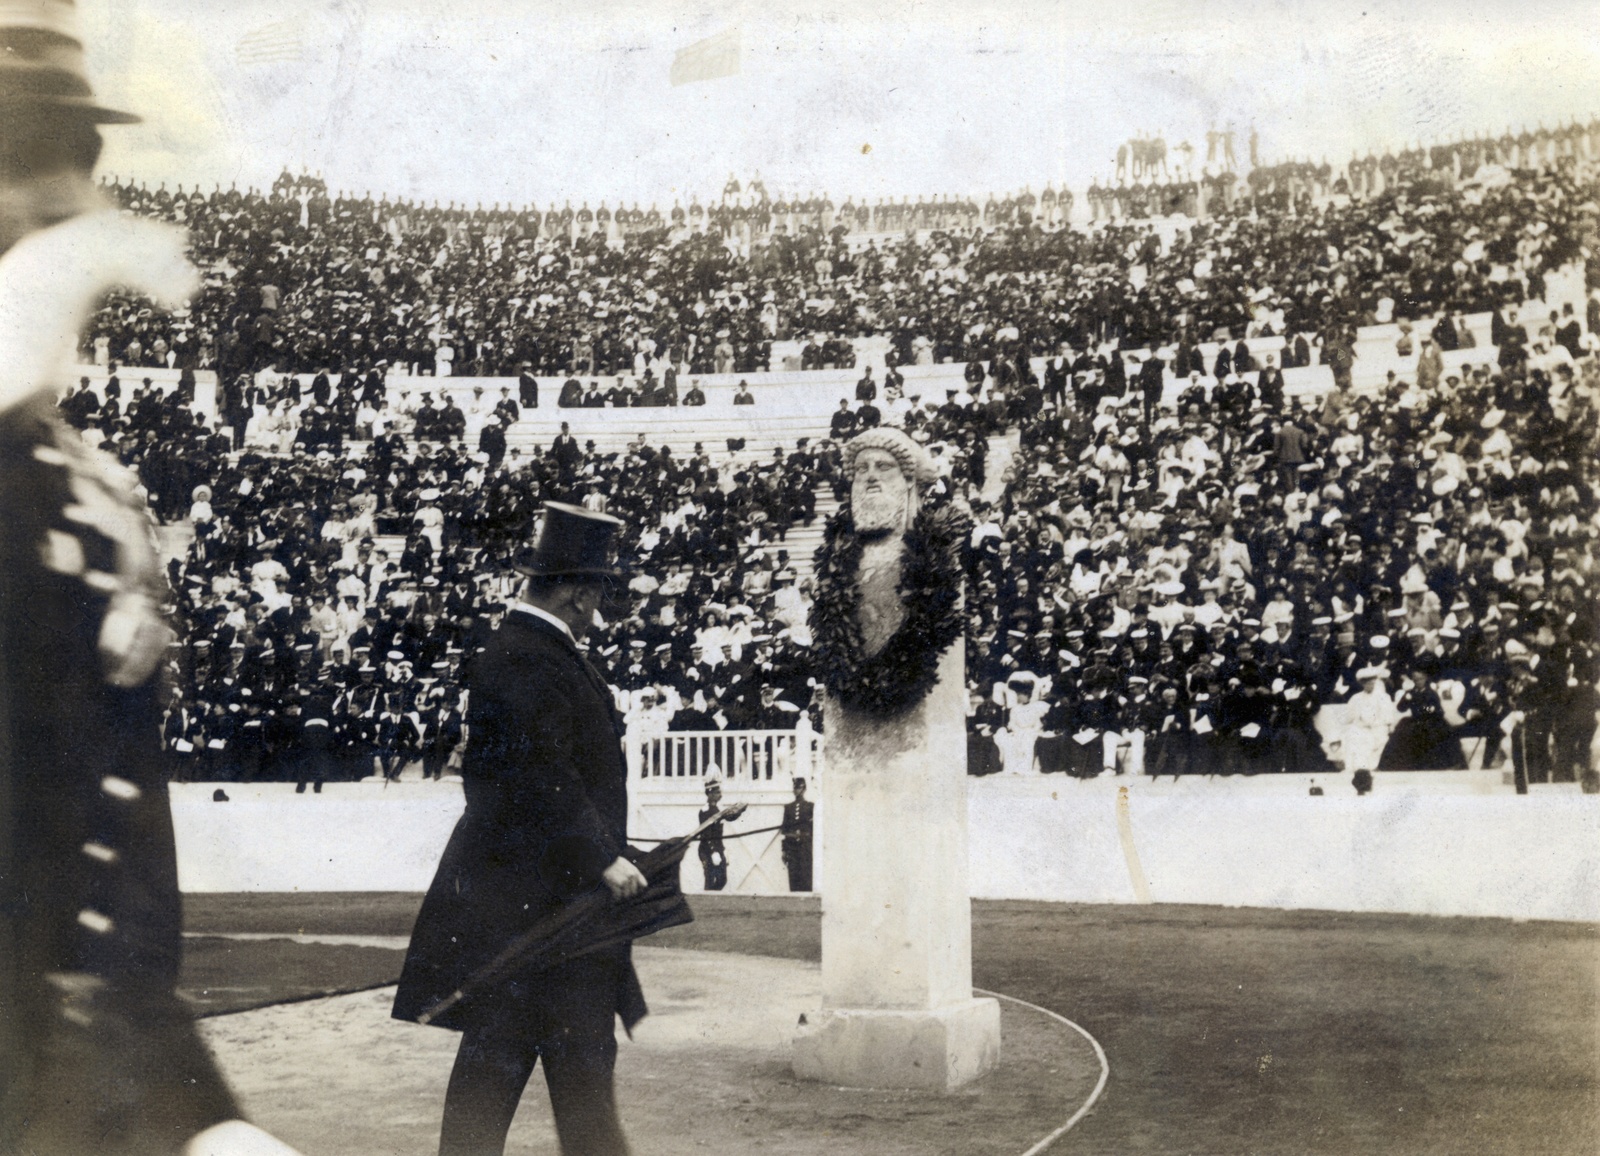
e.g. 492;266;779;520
696;770;738;891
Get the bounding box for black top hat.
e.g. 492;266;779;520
0;6;140;124
512;502;626;580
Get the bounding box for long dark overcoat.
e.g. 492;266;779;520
392;607;647;1033
1;400;237;1153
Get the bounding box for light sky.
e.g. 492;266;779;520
81;0;1600;209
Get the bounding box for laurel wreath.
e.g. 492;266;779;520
809;502;970;717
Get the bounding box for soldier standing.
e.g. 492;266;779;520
696;775;736;891
780;777;815;892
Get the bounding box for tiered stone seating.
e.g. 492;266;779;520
71;276;1580;574
76;292;1559;428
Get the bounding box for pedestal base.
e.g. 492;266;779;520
792;997;1002;1091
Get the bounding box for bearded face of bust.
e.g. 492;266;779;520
851;448;914;534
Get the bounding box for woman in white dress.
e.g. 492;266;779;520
995;673;1050;775
237;394;270;449
265;402;298;454
1340;665;1400;773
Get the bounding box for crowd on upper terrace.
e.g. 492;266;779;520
61;274;1600;786
1089;118;1600;221
84;117;1598;400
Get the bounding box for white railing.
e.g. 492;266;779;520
625;725;820;785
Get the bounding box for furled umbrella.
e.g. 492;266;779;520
416;803;748;1026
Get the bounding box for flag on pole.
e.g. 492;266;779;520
670;28;740;86
236;19;304;67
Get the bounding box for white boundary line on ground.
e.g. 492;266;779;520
182;930;413;949
975;987;1110;1155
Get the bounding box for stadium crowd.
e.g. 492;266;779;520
84;118;1595;392
142;428;837;787
60;354;1009;786
965;337;1599;785
58;122;1600;786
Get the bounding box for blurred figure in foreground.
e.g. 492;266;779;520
0;5;302;1154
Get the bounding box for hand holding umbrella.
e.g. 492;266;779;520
418;804;748;1026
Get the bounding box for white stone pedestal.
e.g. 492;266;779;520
793;643;1001;1090
793;999;1002;1091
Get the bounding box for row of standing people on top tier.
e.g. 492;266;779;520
1113;126;1263;179
1091;120;1600;222
525;190;1077;242
1251;135;1599;203
249;113;1599;244
1086;173;1239;222
201;168;1075;239
106;120;1598;297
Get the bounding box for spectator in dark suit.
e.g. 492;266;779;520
829;398;857;440
550;421;581;485
1496;308;1528;375
1136;351;1165;426
1432;313;1461;351
478;415;508;468
494;385;520;425
854;366;876;402
1552;306;1582;359
394;504;647;1156
1272;417;1309;491
1256;355;1285;411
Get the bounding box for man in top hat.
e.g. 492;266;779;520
393;502;647;1156
0;7;305;1154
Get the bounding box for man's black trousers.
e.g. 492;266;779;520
438;956;630;1156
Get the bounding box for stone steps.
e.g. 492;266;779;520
979;431;1021;506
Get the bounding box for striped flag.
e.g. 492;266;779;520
236;19;304;67
670;28;740;86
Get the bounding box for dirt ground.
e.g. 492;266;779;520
196;947;1100;1156
183;894;1599;1155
